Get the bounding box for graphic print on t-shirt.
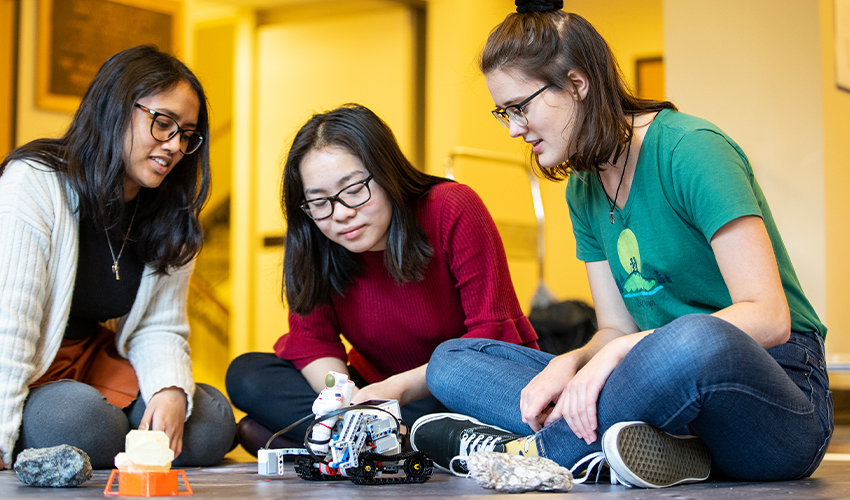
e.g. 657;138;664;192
617;229;664;298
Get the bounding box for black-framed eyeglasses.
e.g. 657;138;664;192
492;84;553;128
301;175;374;221
134;103;204;155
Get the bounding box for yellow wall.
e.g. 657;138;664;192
562;0;664;87
246;2;417;352
821;0;850;384
193;22;234;220
1;0;14;156
14;0;73;146
226;8;258;367
425;0;552;308
185;19;237;390
425;0;664;309
663;0;850;385
665;1;826;325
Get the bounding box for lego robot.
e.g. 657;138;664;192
257;373;433;485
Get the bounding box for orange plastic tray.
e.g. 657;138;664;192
104;470;192;496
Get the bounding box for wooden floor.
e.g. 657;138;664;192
3;426;850;499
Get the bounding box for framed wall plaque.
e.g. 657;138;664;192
37;0;181;112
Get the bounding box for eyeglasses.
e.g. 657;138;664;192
492;84;552;128
134;103;204;155
301;175;374;221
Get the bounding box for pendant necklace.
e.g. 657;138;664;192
105;202;138;281
598;114;634;225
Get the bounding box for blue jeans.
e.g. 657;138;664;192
427;314;833;481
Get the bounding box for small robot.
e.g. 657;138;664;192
257;372;433;485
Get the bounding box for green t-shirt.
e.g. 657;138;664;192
566;109;826;338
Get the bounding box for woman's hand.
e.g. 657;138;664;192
140;387;187;458
350;365;430;408
351;378;403;405
537;260;643;440
520;353;581;432
555;336;635;443
555;332;647;443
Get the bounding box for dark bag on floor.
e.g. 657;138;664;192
528;300;597;355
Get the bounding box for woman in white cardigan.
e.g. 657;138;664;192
0;45;235;469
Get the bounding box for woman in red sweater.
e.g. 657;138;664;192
225;104;538;454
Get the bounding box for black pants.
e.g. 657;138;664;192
225;352;448;440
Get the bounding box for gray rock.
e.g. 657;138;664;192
14;445;93;487
466;451;573;493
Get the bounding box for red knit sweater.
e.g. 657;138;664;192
274;182;539;383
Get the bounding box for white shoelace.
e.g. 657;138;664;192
448;432;512;477
570;451;627;486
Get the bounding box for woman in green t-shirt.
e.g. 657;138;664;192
409;0;832;489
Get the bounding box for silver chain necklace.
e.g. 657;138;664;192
105;202;138;281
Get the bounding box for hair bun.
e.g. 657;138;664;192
515;0;563;13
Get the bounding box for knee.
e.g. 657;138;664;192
195;383;235;421
649;314;758;373
426;338;488;399
179;384;236;467
429;339;461;368
428;338;492;366
225;352;260;386
26;381;120;424
225;352;267;408
20;381;128;468
427;339;463;373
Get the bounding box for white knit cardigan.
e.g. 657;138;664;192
0;160;196;468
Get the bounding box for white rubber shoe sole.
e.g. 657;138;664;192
602;421;711;488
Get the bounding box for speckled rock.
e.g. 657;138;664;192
14;445;93;487
466;451;573;493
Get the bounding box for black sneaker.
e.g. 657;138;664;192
410;413;522;475
602;421;711;488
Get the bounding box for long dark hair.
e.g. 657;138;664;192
0;45;211;274
282;104;448;315
481;11;676;179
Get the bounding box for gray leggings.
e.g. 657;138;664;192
14;380;236;469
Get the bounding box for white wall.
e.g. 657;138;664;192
664;0;826;320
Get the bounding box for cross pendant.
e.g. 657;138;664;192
112;262;120;281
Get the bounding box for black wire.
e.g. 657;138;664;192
260;404;406;462
263;413;316;450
